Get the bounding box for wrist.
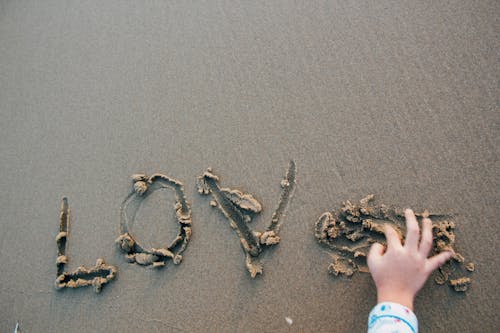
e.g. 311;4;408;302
368;301;419;333
377;290;414;310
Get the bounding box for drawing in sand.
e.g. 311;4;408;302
55;197;117;293
197;161;296;277
315;195;474;292
116;173;192;268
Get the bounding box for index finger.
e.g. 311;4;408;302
384;224;403;250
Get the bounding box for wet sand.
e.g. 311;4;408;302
0;1;498;332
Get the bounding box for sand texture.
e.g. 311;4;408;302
0;1;498;332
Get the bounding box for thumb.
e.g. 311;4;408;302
426;250;454;273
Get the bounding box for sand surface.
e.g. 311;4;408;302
0;1;498;332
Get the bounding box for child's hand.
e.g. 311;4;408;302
367;209;454;310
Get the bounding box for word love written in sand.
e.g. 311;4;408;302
55;162;296;292
55;163;473;294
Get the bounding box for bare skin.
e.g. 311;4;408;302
367;209;454;310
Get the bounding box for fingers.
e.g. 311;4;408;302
367;242;385;268
419;217;434;256
368;242;385;258
426;250;454;273
404;209;420;251
384;224;402;249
